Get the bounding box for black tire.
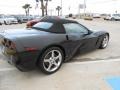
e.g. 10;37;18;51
111;18;115;21
4;21;11;25
18;20;22;24
4;21;7;25
99;34;109;49
38;47;64;74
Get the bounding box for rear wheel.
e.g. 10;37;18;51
99;34;109;49
38;47;64;74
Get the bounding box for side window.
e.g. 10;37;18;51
63;23;88;34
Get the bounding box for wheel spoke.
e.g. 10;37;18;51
54;54;61;60
44;59;50;63
54;61;58;67
102;35;108;48
51;50;55;58
47;63;52;71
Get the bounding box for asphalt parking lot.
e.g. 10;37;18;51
0;19;120;90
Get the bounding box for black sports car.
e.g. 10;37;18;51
0;16;109;74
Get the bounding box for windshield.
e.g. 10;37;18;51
32;22;53;30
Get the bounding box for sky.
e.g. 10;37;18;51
0;0;120;15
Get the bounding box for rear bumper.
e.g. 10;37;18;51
2;49;40;71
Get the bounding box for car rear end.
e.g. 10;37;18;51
0;36;18;65
0;35;39;71
26;19;40;28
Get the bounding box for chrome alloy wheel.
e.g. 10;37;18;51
102;35;109;48
43;50;62;72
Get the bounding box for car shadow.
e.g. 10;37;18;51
67;49;104;63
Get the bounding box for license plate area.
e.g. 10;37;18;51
1;46;16;55
1;46;14;64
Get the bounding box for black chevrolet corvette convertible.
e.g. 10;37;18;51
0;16;109;74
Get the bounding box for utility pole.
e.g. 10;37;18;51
112;0;117;14
78;4;80;18
84;0;86;16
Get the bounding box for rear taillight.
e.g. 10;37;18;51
9;42;16;50
2;38;16;50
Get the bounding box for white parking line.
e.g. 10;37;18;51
69;58;120;65
0;58;120;72
0;68;16;72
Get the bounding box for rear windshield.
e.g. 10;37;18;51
32;22;53;30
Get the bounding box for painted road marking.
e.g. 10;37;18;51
68;58;120;65
106;77;120;90
0;58;120;72
0;68;16;72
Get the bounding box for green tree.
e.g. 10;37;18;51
56;6;61;16
22;4;32;16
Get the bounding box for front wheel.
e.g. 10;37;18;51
4;21;10;25
99;34;109;49
38;47;64;74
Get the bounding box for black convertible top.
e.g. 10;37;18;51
40;16;78;24
33;16;78;34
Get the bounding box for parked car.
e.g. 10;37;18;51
0;16;109;74
26;16;44;28
93;13;101;18
84;15;93;20
12;15;24;24
13;15;34;23
19;16;30;23
0;15;10;25
0;15;4;25
26;19;40;28
0;15;18;25
72;15;77;19
6;16;18;24
65;15;69;18
104;14;120;21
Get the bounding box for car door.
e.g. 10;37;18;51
77;23;99;51
63;23;98;55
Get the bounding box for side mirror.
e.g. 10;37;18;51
81;30;92;37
